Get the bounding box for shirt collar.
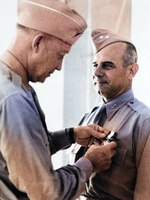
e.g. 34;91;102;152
104;89;134;120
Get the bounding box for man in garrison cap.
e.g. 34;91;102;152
73;29;150;199
0;2;117;200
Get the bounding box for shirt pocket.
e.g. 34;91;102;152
112;146;127;165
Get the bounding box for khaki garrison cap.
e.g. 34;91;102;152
17;0;87;45
91;29;135;53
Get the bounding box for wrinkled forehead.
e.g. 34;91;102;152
93;42;127;63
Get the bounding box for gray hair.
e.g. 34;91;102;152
123;43;138;67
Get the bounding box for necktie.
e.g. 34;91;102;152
75;104;107;162
95;104;107;126
30;87;48;132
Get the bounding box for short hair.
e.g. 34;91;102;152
123;43;138;67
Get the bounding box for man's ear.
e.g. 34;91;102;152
32;33;44;53
128;63;139;79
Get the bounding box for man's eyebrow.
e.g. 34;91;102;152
92;61;114;64
102;61;114;65
92;61;97;64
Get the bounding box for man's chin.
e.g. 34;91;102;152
97;90;105;98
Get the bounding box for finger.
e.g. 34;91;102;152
87;136;95;147
89;124;108;133
90;129;108;139
105;141;117;149
93;138;101;145
97;126;109;134
93;124;110;136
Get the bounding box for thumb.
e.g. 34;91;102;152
105;141;117;149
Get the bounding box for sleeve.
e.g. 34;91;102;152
56;157;93;200
134;119;150;199
48;128;75;155
0;93;92;200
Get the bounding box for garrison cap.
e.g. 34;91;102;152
17;0;87;45
91;28;135;53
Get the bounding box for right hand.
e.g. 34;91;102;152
74;124;109;147
84;141;117;173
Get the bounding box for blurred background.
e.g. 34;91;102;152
0;0;150;169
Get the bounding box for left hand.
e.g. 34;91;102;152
74;124;109;147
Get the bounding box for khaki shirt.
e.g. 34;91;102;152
74;89;150;200
0;61;92;200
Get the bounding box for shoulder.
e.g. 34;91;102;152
0;62;29;104
128;98;150;120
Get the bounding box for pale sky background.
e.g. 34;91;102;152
0;0;150;168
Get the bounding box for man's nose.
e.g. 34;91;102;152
56;61;62;71
93;66;104;77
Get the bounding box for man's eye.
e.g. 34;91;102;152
92;63;98;68
58;54;64;60
60;54;64;59
103;63;113;69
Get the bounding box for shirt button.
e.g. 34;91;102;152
130;101;134;104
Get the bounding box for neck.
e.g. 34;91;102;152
0;50;30;89
103;88;131;103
